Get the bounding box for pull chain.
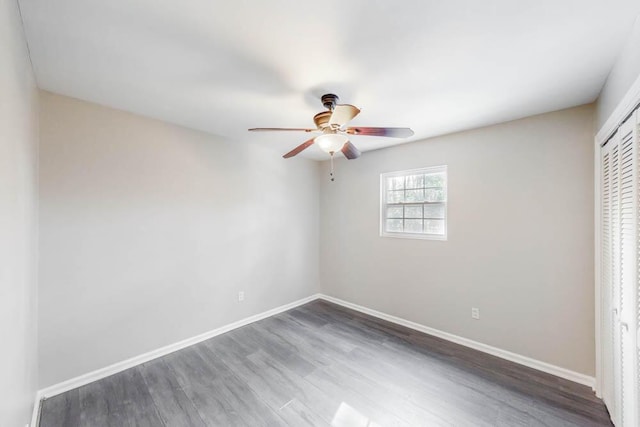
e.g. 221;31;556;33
329;152;335;182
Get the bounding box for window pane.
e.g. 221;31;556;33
425;188;445;202
405;205;422;218
424;219;445;235
404;219;423;233
424;204;445;219
425;173;444;187
386;219;403;232
405;174;425;189
387;190;404;203
386;206;403;218
381;167;446;240
387;176;404;190
405;189;424;202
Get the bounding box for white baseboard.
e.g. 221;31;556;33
30;390;42;427
37;291;595;406
38;294;321;400
318;294;596;389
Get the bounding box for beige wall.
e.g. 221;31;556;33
597;16;640;128
319;104;595;375
38;92;320;388
0;0;39;425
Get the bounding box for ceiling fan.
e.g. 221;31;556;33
248;94;414;160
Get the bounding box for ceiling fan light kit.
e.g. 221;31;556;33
248;93;414;180
316;132;348;154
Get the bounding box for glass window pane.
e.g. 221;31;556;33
424;219;445;235
386;219;403;232
387;190;404;203
381;167;446;239
425;188;445;202
387;176;404;190
405;189;424;202
404;219;423;233
386;206;403;218
405;205;422;218
424;204;445;219
405;174;425;189
425;173;444;187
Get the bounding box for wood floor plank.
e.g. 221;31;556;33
203;335;291;410
252;317;335;368
78;371;136;427
117;368;165;427
163;346;245;426
280;312;358;353
303;363;412;427
264;314;453;425
192;343;287;426
39;389;81;427
205;334;340;426
240;323;318;377
38;300;613;427
322;356;453;426
139;358;206;426
245;349;346;424
277;398;331;427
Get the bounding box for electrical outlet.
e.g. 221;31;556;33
471;307;480;320
238;291;245;302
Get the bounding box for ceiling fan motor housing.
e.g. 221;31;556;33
313;111;332;129
321;93;339;111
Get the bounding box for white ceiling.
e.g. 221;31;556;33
19;0;640;160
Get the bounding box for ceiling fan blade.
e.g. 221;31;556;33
345;127;414;138
249;127;317;132
283;138;315;158
341;141;361;160
329;104;361;126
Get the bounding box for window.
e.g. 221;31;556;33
380;166;447;240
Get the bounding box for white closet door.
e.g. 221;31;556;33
602;111;640;427
636;111;640;427
618;113;638;427
611;130;622;424
601;131;616;415
602;131;614;412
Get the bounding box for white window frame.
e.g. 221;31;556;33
380;166;448;241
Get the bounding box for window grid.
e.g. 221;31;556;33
380;166;447;240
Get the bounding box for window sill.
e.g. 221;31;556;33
380;232;447;241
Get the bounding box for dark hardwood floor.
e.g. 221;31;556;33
39;300;612;426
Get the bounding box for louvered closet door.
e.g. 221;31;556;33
602;131;615;414
601;111;640;427
636;110;640;427
617;113;638;427
602;129;620;420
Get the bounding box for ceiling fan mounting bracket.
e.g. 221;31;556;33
321;93;339;111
